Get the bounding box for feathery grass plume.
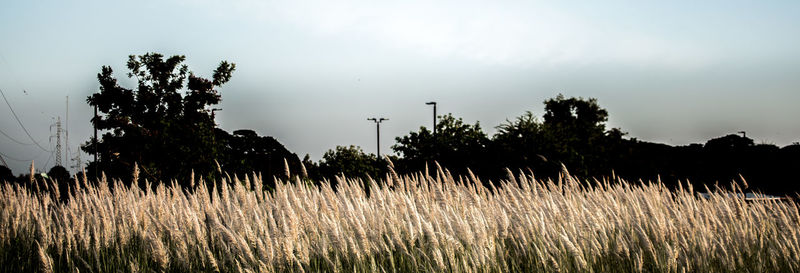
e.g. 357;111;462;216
36;240;54;273
284;158;291;178
2;165;800;272
29;160;35;185
300;162;308;178
149;231;170;270
131;162;139;180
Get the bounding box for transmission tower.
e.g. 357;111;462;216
55;117;62;167
50;117;63;167
70;145;82;171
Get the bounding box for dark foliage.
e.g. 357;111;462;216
66;53;798;195
390;95;800;195
81;53;301;189
392;114;491;175
314;145;389;182
0;165;13;184
215;129;303;188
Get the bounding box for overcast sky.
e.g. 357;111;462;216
1;0;799;174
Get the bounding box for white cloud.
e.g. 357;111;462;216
177;0;717;68
208;0;712;68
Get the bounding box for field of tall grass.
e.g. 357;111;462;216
1;164;799;273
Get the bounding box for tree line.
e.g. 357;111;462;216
1;53;798;196
312;96;800;195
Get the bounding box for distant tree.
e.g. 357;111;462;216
540;94;620;176
492;111;557;176
215;129;303;187
393;114;489;175
46;165;70;183
47;165;71;200
0;165;13;184
82;53;235;185
704;134;754;152
317;145;386;182
543;94;608;132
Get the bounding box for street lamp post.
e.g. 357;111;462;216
368;117;388;156
425;102;437;135
425;101;437;160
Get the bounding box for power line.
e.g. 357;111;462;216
0;126;32;145
0;87;52;153
0;149;34;162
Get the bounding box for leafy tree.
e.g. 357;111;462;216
540;94;621;176
316;145;387;182
83;53;235;185
492;111;557;176
704;134;754;152
46;165;70;183
46;165;71;200
215;129;303;187
0;165;13;184
393;114;489;175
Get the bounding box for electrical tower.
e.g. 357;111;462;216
50;117;63;167
55;117;62;167
70;145;82;171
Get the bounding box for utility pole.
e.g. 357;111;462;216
94;104;98;178
65;96;69;170
367;117;388;156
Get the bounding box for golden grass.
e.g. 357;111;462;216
1;166;798;272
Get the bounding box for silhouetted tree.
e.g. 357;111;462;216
316;145;387;182
46;165;71;201
215;129;303;188
393;114;489;175
46;166;70;183
540;94;624;176
0;165;13;184
491;111;558;176
82;53;235;186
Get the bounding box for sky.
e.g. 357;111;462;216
1;0;799;174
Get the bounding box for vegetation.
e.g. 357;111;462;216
81;53;303;187
392;114;490;175
312;145;389;182
1;167;799;272
388;96;800;195
32;52;790;196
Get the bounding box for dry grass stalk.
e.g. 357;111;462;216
0;166;798;273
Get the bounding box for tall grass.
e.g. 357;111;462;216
1;165;799;272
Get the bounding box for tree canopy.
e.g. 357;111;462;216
83;53;235;184
392;114;490;174
62;53;800;195
315;145;387;182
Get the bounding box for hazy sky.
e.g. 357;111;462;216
1;0;799;174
